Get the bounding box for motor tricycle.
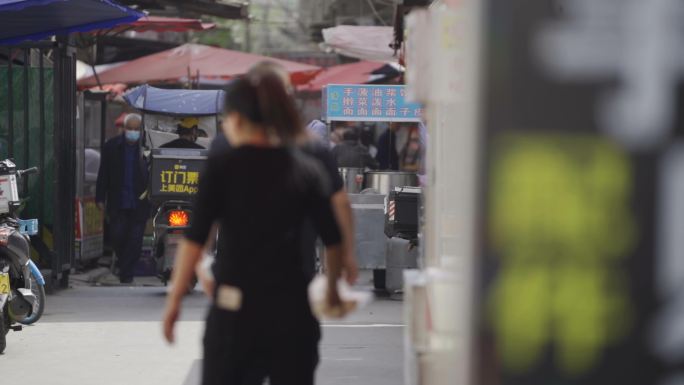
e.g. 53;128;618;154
123;85;224;285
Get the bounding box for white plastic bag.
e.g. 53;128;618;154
308;275;372;320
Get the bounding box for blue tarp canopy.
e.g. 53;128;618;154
124;85;226;117
0;0;143;45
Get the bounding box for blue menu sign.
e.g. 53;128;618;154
323;84;424;122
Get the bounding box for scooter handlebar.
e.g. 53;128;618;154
17;167;39;178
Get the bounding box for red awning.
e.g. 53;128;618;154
78;43;322;87
299;61;386;92
97;16;216;34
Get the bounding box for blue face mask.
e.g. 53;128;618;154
125;130;140;142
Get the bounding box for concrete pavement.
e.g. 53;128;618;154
0;275;404;385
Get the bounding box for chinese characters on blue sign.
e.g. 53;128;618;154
324;84;424;122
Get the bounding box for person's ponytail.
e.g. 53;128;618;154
251;72;302;144
224;68;302;144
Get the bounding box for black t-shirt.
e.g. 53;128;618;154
209;133;342;192
208;133;344;278
208;132;231;157
186;146;342;297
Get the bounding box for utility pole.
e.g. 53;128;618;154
263;0;271;51
244;3;252;52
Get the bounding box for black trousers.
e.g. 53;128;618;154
109;210;146;282
203;305;320;385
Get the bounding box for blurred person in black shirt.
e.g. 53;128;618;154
203;64;358;290
205;128;353;282
163;67;345;385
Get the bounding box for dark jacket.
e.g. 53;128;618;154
160;138;205;149
332;140;378;169
96;135;151;220
375;130;399;170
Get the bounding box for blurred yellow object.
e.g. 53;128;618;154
179;117;200;128
488;134;634;375
0;272;9;294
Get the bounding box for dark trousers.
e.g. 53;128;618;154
203;305;320;385
109;210;146;282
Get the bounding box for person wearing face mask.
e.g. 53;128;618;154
96;113;151;284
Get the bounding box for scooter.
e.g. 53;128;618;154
0;160;44;353
153;200;193;285
0;217;46;326
0;261;12;353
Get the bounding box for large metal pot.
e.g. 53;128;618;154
338;167;366;193
363;171;419;195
